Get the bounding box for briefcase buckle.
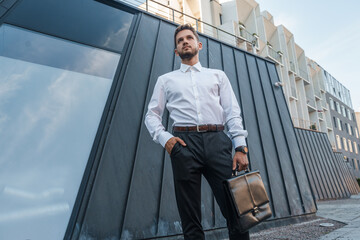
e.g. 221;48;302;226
252;206;259;216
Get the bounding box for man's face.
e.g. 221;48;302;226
175;29;202;60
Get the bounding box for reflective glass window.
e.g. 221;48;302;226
336;135;341;150
354;142;358;154
5;0;134;53
0;24;120;239
343;137;348;151
329;98;334;110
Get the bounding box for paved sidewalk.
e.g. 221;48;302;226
317;194;360;240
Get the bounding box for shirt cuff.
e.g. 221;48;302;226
233;136;247;148
159;131;174;148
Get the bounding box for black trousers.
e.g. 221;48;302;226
170;131;250;240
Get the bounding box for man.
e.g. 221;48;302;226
145;24;249;240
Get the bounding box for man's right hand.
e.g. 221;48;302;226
165;137;186;155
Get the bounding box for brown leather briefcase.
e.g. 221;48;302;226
223;169;272;232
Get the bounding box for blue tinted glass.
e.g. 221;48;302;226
1;25;120;79
0;24;120;239
5;0;134;52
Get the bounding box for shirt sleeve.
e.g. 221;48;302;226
145;76;174;148
219;71;248;148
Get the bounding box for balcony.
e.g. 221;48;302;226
132;0;257;49
292;117;318;131
290;84;297;99
306;97;316;111
322;99;328;109
299;69;308;80
239;28;253;42
267;45;282;64
318;111;324;120
314;88;321;99
289;61;296;73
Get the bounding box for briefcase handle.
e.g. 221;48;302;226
232;167;250;177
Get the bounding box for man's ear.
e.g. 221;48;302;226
175;49;179;56
198;41;203;51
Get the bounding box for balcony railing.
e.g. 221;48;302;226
306;97;316;108
299;69;308;80
120;0;257;48
322;98;327;109
292;117;318;131
267;46;282;63
314;88;321;98
290;84;297;98
318;111;324;120
289;61;296;72
239;28;254;42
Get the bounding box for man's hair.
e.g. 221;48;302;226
174;23;200;47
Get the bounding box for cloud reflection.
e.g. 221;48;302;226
0;203;69;222
0;24;118;238
3;186;64;200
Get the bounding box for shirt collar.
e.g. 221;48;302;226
180;62;202;73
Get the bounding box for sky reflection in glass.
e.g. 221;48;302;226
0;25;120;239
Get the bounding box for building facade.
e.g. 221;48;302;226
325;71;360;172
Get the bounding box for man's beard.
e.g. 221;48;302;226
179;47;199;60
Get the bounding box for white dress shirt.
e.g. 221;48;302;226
145;62;248;148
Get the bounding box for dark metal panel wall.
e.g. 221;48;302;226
294;128;360;201
77;11;316;239
334;152;360;195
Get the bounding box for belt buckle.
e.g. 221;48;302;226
196;125;207;133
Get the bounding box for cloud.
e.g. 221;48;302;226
0;203;69;222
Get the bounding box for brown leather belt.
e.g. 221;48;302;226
173;124;224;132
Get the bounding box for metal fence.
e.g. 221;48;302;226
119;0;257;48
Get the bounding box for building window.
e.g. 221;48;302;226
354;142;358;154
351;126;354;136
333;117;337;128
343;137;348;151
356;128;359;138
349;140;353;152
219;13;223;25
345;123;349;134
336;102;341;114
330;98;335;110
0;24;121;239
347;109;352;120
342;105;346;117
337;118;342;130
336;135;342;149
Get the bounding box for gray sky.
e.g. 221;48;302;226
254;0;360;112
